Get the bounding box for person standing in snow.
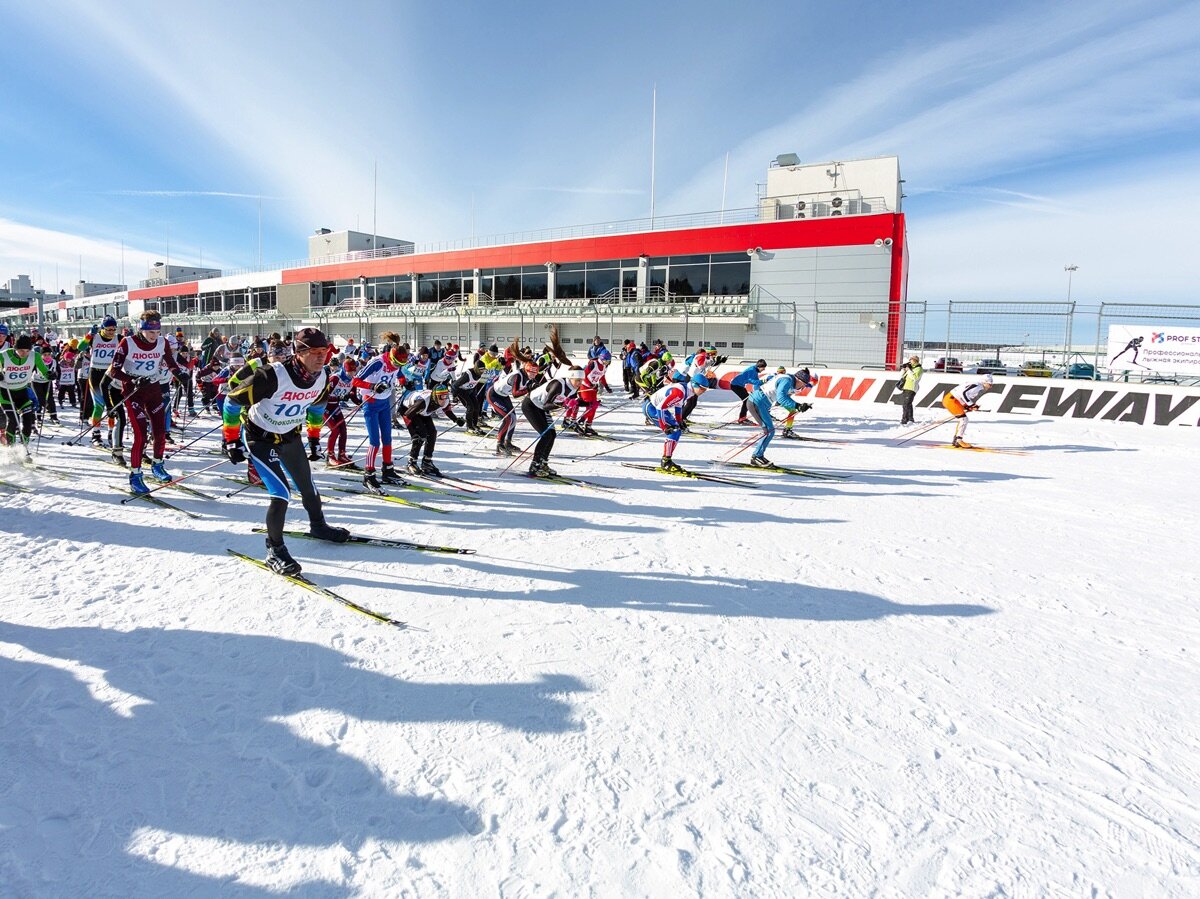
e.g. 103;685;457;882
896;356;922;425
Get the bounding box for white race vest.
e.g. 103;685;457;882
247;361;327;434
491;370;523;398
529;375;574;410
1;351;35;390
117;335;169;379
90;334;120;370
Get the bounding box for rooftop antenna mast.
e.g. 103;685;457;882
650;84;657;227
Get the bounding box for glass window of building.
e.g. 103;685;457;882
710;262;750;295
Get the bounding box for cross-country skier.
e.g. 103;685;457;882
85;316;126;455
0;335;51;454
323;357;360;468
223;326;349;575
399;383;463;476
351;340;408;489
745;367;816;466
522;366;584;477
644;373;713;473
32;345;59;425
942;375;993;448
107;310;188;493
489;352;540;456
717;359;768;424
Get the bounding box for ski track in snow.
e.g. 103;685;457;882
1;394;1197;898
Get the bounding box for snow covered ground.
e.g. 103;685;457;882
2;393;1197;898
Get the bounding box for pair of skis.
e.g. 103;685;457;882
619;462;758;487
723;461;851;480
228;526;479;628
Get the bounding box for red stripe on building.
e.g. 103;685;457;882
281;215;900;284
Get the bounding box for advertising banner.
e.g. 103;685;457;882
1106;325;1200;376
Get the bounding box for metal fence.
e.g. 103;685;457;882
896;301;1200;382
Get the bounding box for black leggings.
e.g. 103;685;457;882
454;384;482;429
173;377;194;412
245;433;328;546
731;384;750;418
487;389;516;447
406;415;437;462
1;390;33;444
88;369;126;446
33;381;56;419
521;397;556;463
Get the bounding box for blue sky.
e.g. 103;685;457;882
1;0;1198;303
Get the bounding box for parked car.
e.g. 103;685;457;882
1019;361;1053;377
933;357;963;373
972;359;1007;375
1066;362;1098;380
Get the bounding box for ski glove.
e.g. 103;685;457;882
225;441;246;465
374;381;390;394
798;403;813;413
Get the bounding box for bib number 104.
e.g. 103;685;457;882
272;402;305;418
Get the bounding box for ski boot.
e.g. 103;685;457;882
164;431;174;445
50;416;60;425
329;454;359;470
749;455;773;468
420;458;442;477
658;455;684;474
363;469;384;491
150;460;174;483
380;463;406;485
561;418;576;432
581;424;598;437
952;437;972;448
528;459;551;479
265;538;302;576
91;429;103;448
780;428;798;440
537;459;559;478
736;416;750;425
405;459;423;476
111;447;127;468
128;470;150;495
495;443;507;457
308;520;350;543
307;439;323;462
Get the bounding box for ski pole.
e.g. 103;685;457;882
63;418;95;445
568;428;662;462
120;458;228;503
718;429;763;464
892;414;956;445
496;411;565;476
166;419;224;458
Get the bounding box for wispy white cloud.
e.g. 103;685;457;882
103;190;284;200
663;1;1200;214
908;155;1200;302
0;217;231;292
512;186;644;196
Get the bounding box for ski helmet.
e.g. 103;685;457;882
431;384;450;402
691;374;712;389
